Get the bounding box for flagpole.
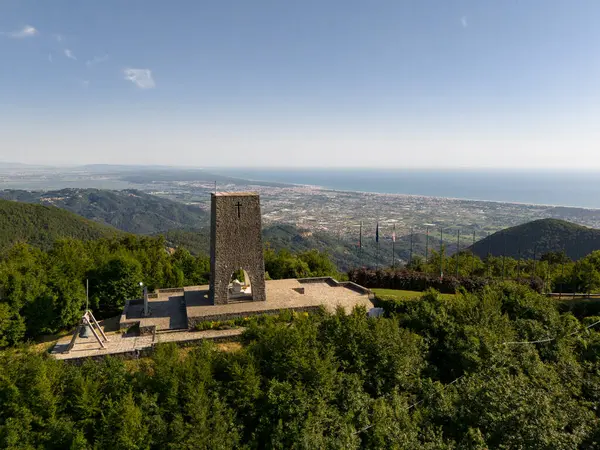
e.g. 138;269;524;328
392;224;396;269
409;226;413;266
502;232;506;281
532;243;537;282
487;233;492;279
425;226;429;265
440;228;444;278
359;221;363;267
376;221;380;270
471;230;476;275
517;236;521;278
456;229;460;278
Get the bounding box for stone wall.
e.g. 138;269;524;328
157;287;185;294
209;193;266;304
297;277;372;296
187;305;322;329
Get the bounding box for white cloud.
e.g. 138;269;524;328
64;49;76;60
1;25;38;39
53;34;64;42
48;53;53;63
86;54;109;67
123;68;156;89
461;16;468;28
81;80;90;88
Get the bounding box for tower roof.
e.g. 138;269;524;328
212;192;258;197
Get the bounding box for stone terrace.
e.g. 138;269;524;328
51;328;242;361
185;278;373;327
51;277;372;361
119;288;188;334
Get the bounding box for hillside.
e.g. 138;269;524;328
161;224;363;270
471;218;600;260
161;224;453;271
0;188;207;234
0;199;123;251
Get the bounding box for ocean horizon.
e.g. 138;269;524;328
210;168;600;209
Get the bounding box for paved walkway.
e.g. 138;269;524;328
185;279;372;320
51;328;243;361
51;277;373;361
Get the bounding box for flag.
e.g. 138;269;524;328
376;221;379;243
392;224;396;242
359;221;362;248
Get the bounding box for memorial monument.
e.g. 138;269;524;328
209;192;266;304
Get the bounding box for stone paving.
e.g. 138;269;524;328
51;328;243;361
185;279;372;323
51;277;372;361
121;291;187;332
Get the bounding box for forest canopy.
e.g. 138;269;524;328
1;284;600;448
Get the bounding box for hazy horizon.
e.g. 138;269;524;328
2;1;600;168
4;161;600;174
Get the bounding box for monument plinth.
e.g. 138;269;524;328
209;192;266;305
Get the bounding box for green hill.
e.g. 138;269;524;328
161;224;451;271
0;188;207;234
161;224;361;269
0;199;123;251
471;218;600;260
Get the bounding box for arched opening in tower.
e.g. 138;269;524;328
228;268;253;301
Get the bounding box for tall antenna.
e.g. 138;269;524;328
86;279;89;312
214;180;217;194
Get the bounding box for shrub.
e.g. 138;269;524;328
348;268;544;294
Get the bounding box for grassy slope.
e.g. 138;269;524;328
0;188;208;234
372;288;455;301
0;199;124;251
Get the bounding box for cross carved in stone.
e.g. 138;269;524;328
235;201;242;218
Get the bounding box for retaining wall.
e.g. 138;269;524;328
297;277;372;296
187;305;322;329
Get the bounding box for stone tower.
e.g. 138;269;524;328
209;192;266;305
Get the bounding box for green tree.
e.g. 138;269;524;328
88;255;143;316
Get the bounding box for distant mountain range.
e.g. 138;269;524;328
0;199;123;251
471;218;600;260
0;189;208;234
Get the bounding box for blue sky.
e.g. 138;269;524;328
1;1;599;168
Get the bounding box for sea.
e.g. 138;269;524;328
211;169;600;209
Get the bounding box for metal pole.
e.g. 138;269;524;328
560;258;564;299
392;238;395;269
532;244;537;282
471;230;476;275
359;221;363;267
425;226;429;265
487;233;492;279
440;228;444;278
86;278;89;312
88;311;108;342
409;227;413;266
502;232;506;281
516;237;521;278
456;229;460;278
84;314;106;349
